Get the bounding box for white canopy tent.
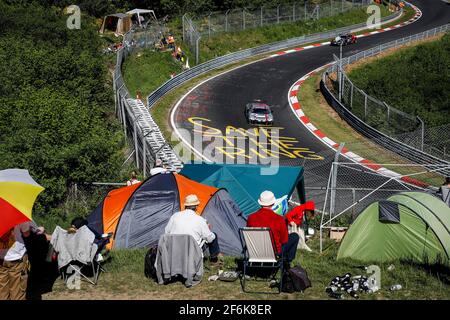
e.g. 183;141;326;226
126;9;157;28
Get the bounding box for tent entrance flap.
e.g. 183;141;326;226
379;200;400;223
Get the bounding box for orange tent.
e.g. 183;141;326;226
87;172;246;255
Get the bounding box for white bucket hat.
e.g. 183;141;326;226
184;194;200;207
258;190;276;207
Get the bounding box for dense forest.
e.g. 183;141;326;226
8;0;329;18
348;33;450;128
0;1;124;218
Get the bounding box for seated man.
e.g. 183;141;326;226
247;191;299;268
150;159;168;176
164;194;221;263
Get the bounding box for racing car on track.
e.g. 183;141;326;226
330;33;357;46
245;100;274;125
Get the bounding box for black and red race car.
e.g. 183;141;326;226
330;33;357;46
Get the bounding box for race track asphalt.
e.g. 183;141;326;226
172;0;450;212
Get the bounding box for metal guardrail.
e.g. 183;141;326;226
113;33;184;177
112;7;403;175
321;24;450;175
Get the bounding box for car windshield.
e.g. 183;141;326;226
252;108;270;114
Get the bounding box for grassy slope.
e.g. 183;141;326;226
347;33;450;127
298;74;443;186
42;236;450;300
198;5;391;63
122;49;183;99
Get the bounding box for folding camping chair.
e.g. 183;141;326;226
51;226;111;286
239;227;284;294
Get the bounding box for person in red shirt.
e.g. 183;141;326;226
247;191;299;266
285;201;315;252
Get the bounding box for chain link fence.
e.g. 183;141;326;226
183;0;373;64
323;24;450;166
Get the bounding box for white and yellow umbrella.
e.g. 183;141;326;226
0;169;44;237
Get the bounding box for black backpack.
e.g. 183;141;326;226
144;247;158;280
281;265;312;293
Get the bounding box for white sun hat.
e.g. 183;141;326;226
184;194;200;207
258;190;276;207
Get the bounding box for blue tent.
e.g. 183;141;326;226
180;163;305;217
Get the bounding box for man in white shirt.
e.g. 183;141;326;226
0;221;40;300
164;194;221;262
150;159;168;176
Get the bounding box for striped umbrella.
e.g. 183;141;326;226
0;169;44;237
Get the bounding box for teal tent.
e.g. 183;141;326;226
180;163;305;217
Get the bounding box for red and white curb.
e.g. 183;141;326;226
287;63;429;189
270;4;422;58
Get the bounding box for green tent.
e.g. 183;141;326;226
337;192;450;264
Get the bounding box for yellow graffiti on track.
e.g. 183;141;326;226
188;117;324;161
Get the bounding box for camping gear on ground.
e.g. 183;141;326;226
281;265;311;293
180;163;306;217
390;284;402;291
99;13;132;36
144;246;158;280
0;169;44;237
50;226;104;286
218;270;239;282
326;273;373;299
155;234;203;288
87;172;246;256
337;192;450;265
239;227;284;294
329;227;347;242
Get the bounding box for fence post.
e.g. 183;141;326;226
225;10;229;32
277;5;280;24
143;140;147;178
350;82;354;109
182;14;185;41
208;13;211;39
330;143;345;217
134;121;139;169
195;35;201;65
243;9;246;30
364;92;368;120
305;1;307;20
293;3;295;21
351;188;356;222
417;116;425;151
260;7;263;26
341;0;344;12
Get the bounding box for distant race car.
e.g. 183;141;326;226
330;33;357;46
245;100;274;125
